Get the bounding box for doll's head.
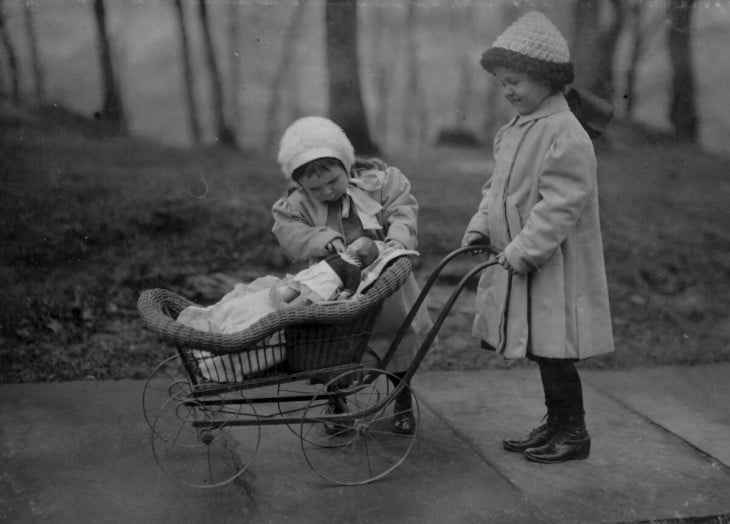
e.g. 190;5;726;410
480;11;573;113
346;237;379;267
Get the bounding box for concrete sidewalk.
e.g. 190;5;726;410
1;365;729;523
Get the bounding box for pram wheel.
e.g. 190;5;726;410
299;368;419;485
151;395;261;488
142;353;191;434
276;380;346;448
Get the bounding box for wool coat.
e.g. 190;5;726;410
272;166;433;371
464;93;614;360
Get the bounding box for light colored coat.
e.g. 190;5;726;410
272;167;432;371
465;93;614;360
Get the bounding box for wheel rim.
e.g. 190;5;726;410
142;354;191;432
277;380;353;448
299;368;419;486
151;395;261;488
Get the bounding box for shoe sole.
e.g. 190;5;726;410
523;444;591;464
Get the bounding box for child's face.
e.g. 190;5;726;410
299;164;348;203
493;67;552;116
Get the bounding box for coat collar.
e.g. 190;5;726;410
513;92;570;126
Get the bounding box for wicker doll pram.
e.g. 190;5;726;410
138;256;412;384
137;246;500;489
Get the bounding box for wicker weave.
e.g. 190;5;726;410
137;256;412;379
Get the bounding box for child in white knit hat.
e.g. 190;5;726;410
461;11;614;464
272;116;433;435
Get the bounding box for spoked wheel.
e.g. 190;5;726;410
142;354;191;433
299;368;419;486
276;380;343;447
151;394;261;488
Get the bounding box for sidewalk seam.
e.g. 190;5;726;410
583;381;730;472
417;394;554;524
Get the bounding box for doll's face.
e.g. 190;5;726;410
347;237;379;266
299;164;348;203
493;67;552;116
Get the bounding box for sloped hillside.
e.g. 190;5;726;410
1;103;729;382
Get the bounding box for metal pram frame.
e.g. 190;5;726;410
137;245;499;488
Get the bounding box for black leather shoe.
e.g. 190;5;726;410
503;414;560;453
523;416;591;463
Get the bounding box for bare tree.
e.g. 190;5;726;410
197;0;236;147
264;2;306;150
23;0;45;105
0;0;20;104
572;0;625;100
624;0;644;117
667;0;697;141
401;0;427;153
370;3;399;146
172;0;201;145
623;2;665;118
228;2;242;138
594;0;625;100
482;3;519;144
92;0;126;131
325;0;378;155
451;3;478;136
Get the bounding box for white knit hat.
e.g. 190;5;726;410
277;116;355;179
491;11;570;64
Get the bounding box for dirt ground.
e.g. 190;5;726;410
2;102;730;383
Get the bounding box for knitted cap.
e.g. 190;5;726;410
480;11;573;89
491;11;569;64
277;116;355;179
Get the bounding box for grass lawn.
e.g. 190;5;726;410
2;103;730;382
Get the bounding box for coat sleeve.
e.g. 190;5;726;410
379;167;419;250
271;196;343;261
504;128;596;274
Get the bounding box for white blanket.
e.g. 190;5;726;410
175;246;417;382
176;276;287;382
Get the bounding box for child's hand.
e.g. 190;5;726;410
336;290;354;300
384;239;405;250
461;231;488;248
326;238;345;254
497;252;514;273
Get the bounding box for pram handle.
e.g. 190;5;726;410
378;244;500;369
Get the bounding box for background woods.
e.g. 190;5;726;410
1;0;730;382
0;0;726;154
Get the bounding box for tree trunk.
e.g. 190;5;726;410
624;0;644;117
92;0;126;131
228;2;242;138
264;2;306;150
572;0;600;93
401;0;427;153
667;0;697;142
371;4;396;145
172;0;201;145
197;0;236;147
23;0;45;105
483;3;519;144
593;0;624;100
325;0;378;156
0;0;21;105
